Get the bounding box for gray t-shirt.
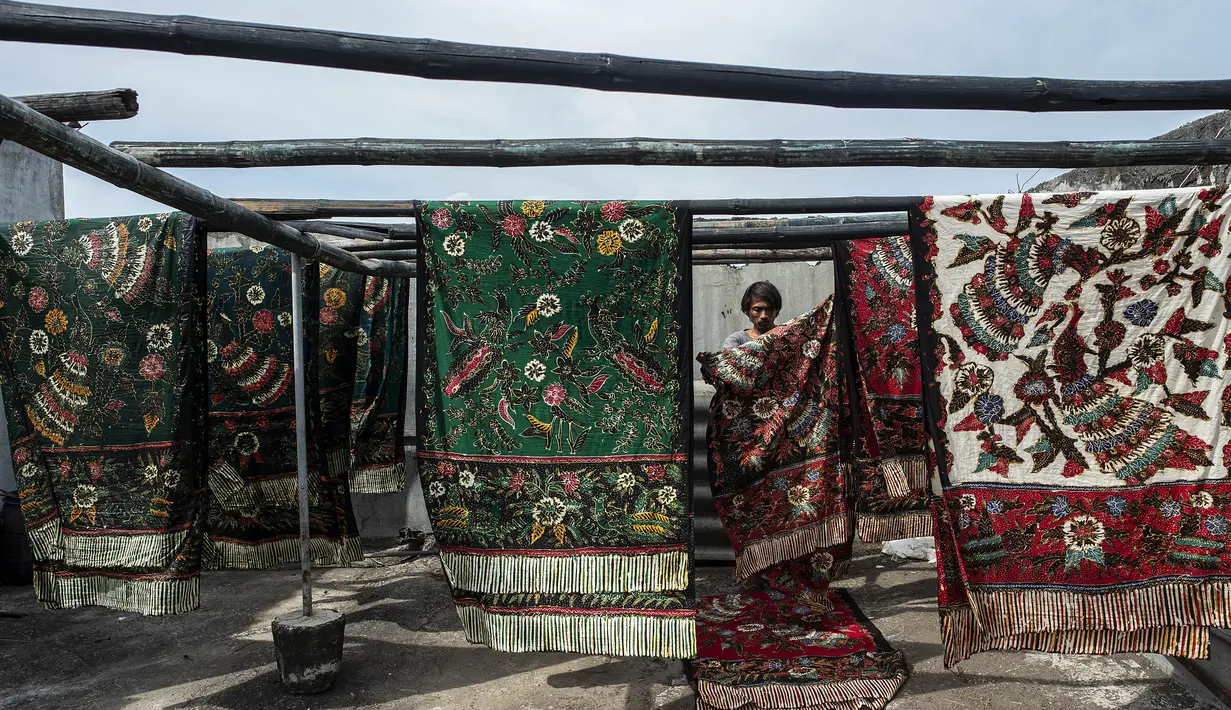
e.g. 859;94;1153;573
722;329;752;350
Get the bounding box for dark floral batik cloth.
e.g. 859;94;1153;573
417;200;695;658
695;300;907;709
347;272;409;494
699;298;850;581
204;240;361;569
0;213;207;615
913;187;1231;666
834;237;932;543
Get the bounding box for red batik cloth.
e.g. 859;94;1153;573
699;298;851;580
834;237;933;543
913;188;1231;666
692;588;907;710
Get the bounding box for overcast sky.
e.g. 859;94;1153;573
2;0;1227;218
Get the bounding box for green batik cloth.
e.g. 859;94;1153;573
204;239;360;569
0;213;207;615
348;273;409;494
317;263;367;481
417;200;695;658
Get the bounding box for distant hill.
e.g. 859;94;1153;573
1031;111;1231;193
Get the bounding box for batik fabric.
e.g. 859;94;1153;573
204;240;361;569
834;238;932;543
699;299;850;580
417;200;694;658
695;301;907;709
348;273;410;494
913;187;1231;665
1;213;207;615
693;589;907;710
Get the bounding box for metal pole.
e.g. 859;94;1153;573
289;251;313;617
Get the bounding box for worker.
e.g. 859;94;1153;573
722;281;781;349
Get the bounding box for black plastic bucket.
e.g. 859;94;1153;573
0;494;33;586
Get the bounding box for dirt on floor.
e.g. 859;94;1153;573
0;543;1223;710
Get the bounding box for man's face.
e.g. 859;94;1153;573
747;298;777;332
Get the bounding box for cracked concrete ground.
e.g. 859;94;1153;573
0;544;1224;710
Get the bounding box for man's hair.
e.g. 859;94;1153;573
741;281;782;315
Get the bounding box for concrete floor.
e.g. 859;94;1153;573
0;544;1224;710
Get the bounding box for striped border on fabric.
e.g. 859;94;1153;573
439;549;690;594
734;511;850;581
349;462;406;494
455;602;697;659
940;604;1210;668
880;457;928;499
34;568;201;616
967;582;1231;636
696;698;886;710
202;534;363;570
61;528;190;569
205;463;308;510
695;672;905;710
24;516;63;562
856;511;933;543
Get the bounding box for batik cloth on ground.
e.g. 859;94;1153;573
693;589;907;710
347;273;410;494
417;200;695;658
694;301;906;709
204;241;361;569
912;187;1231;666
0;213;207;615
834;238;932;543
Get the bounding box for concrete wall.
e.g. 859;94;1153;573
0;142;64;494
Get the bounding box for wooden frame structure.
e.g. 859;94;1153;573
2;0;1230;633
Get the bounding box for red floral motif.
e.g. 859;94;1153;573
27;287;47;312
646;463;666;482
138;354;164;380
252;309;274;333
600;201;625;222
502;214;527;238
560;471;580;494
542;383;566;407
430;208;452;229
319;307;339;325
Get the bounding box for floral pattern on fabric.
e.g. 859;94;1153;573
913;188;1231;665
835;237;932;542
700;298;849;580
348;274;409;494
0;213;207;615
417;200;693;658
691;589;907;710
204;242;360;569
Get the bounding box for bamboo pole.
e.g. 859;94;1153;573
0;92;411;278
281;220;386;242
230;197;920;219
16;88;138;122
110;136;1231;169
4;2;1231;112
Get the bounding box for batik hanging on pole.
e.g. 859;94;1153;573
834;237;933;543
0;213;207;615
317;263;366;481
417;200;695;658
699;299;850;581
912;187;1231;665
348;274;410;494
695;301;907;708
204;241;361;569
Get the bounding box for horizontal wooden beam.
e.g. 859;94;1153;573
343;240;416;252
281;220;386;242
694;247;833;264
14;88;138;122
110;136;1231;169
3;2;1229;112
693;220;908;246
0;92;411;278
233;198;420;219
231;198;918;219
